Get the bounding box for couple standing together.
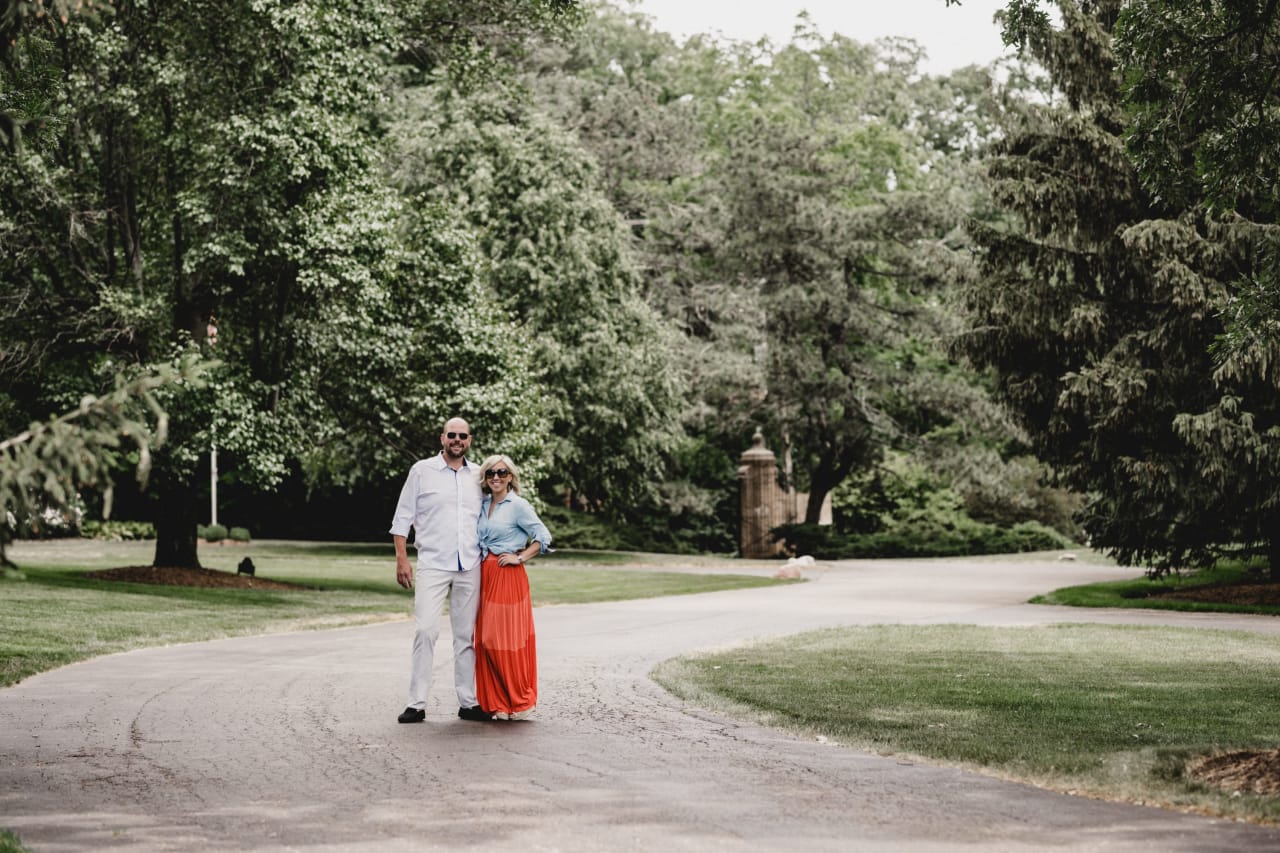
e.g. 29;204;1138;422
389;417;552;723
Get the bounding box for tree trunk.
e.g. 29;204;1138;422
804;454;845;524
152;479;202;568
804;486;828;525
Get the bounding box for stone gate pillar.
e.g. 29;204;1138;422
739;429;785;558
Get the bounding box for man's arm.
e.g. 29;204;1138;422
394;534;414;589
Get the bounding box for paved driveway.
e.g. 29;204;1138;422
3;555;1280;851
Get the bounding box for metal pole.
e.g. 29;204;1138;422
210;438;218;527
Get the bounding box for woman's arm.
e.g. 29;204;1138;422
495;498;552;566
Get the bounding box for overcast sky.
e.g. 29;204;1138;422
630;0;1015;76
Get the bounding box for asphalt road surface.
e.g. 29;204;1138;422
3;555;1280;852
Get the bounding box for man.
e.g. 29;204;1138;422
389;417;489;723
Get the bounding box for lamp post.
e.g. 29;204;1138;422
206;314;218;527
210;429;218;528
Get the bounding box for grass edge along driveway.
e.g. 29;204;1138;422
0;539;791;689
653;622;1280;826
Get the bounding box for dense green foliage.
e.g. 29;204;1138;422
7;0;1272;565
958;0;1280;577
774;520;1070;560
0;357;207;564
385;78;681;509
525;4;1068;550
0;1;574;565
80;519;156;541
995;1;1280;353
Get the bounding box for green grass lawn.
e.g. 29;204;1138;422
653;622;1280;824
1032;561;1280;615
0;538;789;688
0;829;29;853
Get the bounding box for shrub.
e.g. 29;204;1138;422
81;520;156;541
802;454;1077;559
199;523;228;542
774;519;1073;560
228;526;251;542
771;523;853;560
538;506;644;551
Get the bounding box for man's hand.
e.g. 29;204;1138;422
396;555;414;589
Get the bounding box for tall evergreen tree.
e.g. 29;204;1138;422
958;0;1280;576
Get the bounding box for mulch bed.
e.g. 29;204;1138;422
1147;579;1280;798
1187;749;1280;796
1149;582;1280;607
85;565;308;590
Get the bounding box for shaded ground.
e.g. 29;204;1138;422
1152;582;1280;607
85;565;307;590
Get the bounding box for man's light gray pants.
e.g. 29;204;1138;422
407;564;480;711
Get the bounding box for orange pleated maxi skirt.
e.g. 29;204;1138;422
475;553;537;716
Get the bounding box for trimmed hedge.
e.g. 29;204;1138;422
774;519;1074;560
198;523;228;542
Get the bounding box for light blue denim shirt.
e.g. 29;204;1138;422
477;492;552;558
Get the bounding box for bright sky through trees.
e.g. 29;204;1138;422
632;0;1013;75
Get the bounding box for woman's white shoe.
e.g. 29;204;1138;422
508;706;535;721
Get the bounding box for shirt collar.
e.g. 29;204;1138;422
428;452;469;470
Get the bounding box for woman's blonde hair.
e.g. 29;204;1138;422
478;454;521;495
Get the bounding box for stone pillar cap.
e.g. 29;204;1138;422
739;428;775;462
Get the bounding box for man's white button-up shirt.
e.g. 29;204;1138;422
388;454;483;572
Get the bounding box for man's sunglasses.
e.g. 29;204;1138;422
485;469;511;479
446;431;470;440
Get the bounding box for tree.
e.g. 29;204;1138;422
956;0;1280;576
2;0;548;567
683;24;997;523
386;77;683;512
526;5;1049;550
289;195;553;497
0;354;208;567
988;0;1280;350
523;5;755;548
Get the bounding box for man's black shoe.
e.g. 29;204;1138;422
398;707;425;724
458;705;493;722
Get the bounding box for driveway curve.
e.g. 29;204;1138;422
3;555;1280;852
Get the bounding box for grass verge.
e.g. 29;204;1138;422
0;830;31;853
653;623;1280;824
0;539;790;689
1032;561;1280;615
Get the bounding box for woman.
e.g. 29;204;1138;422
475;454;552;721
